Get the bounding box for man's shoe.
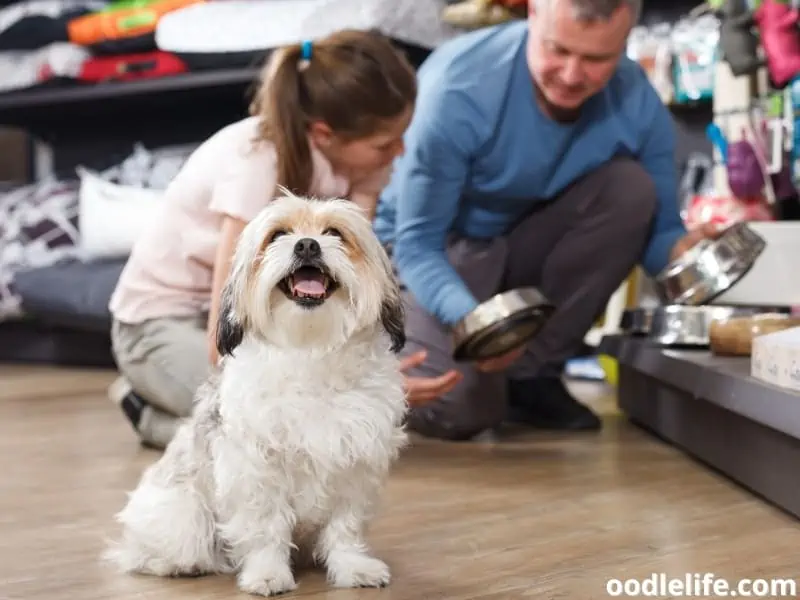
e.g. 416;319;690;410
506;377;602;431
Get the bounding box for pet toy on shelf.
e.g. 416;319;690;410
754;0;800;88
440;0;521;29
627;24;674;104
684;122;776;228
726;127;767;197
757;88;797;198
786;76;800;187
718;0;765;76
671;14;720;104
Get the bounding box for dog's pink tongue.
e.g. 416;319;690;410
292;272;325;295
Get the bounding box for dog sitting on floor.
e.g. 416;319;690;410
104;191;409;596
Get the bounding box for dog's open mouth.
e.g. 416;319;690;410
279;264;337;307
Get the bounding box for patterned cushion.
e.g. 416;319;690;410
0;179;81;322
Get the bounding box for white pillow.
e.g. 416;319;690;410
77;167;163;259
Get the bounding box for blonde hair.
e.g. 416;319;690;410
249;30;417;196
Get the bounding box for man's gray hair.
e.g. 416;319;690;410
534;0;641;23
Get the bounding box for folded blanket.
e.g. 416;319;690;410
0;0;107;50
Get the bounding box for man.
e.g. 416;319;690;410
373;0;714;440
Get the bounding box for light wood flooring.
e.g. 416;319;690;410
2;364;799;599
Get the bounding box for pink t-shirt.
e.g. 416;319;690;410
109;117;390;324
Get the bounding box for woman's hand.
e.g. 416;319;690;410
399;350;462;407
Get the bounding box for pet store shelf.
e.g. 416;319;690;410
0;67;261;133
0;37;431;137
601;334;800;436
668;99;713;113
601;334;800;520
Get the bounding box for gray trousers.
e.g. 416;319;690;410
110;314;210;447
399;158;658;440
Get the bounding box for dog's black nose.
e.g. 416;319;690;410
293;237;321;260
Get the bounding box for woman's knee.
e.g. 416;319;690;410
110;318;208;417
120;357;199;418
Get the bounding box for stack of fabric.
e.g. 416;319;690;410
0;0;106;94
0;0;210;95
0;0;459;93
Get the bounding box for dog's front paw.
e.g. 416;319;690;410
237;565;297;597
327;553;391;588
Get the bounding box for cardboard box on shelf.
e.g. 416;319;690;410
751;326;800;390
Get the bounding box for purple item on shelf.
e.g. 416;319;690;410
726;138;765;197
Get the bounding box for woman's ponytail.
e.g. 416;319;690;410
250;44;313;195
250;31;417;195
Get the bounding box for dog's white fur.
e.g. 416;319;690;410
105;193;409;596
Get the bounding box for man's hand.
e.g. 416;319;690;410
669;221;724;262
475;345;525;373
399;350;463;407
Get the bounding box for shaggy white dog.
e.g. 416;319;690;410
105;192;409;596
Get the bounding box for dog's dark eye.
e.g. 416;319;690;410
323;228;343;238
270;229;289;242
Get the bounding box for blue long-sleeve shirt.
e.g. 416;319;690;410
373;21;686;326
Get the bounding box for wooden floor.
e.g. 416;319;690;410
2;365;799;600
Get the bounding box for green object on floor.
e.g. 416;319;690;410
598;355;618;387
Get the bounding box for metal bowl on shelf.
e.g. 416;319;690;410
451;287;556;361
620;307;656;336
654;222;767;306
645;304;787;347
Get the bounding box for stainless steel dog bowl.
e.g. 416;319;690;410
620;307;656;335
647;304;785;347
655;222;767;305
452;287;556;361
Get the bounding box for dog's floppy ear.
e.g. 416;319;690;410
380;288;406;353
215;281;245;358
374;242;406;353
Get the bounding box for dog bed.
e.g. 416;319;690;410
0;0;107;51
67;0;202;55
0;143;198;366
154;0;458;70
14;256;126;334
0;318;115;366
77;49;188;83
